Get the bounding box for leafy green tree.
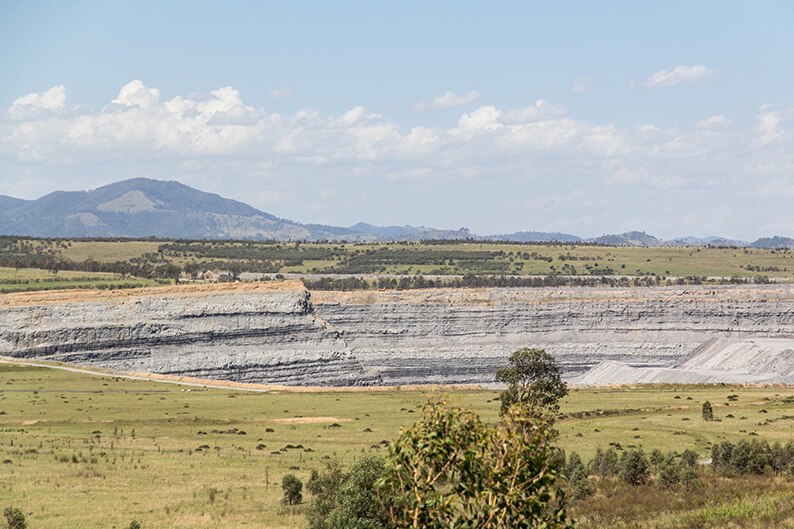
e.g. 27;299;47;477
383;400;571;529
306;463;348;529
711;441;734;473
127;522;142;529
682;465;701;491
656;455;680;489
619;449;650;486
3;508;26;529
565;452;584;477
590;447;619;480
564;451;593;500
649;449;664;471
496;348;568;415
681;449;699;468
702;401;714;421
306;456;395;529
568;465;594;501
281;474;303;505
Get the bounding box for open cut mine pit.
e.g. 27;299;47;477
2;282;793;386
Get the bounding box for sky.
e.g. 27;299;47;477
1;1;794;240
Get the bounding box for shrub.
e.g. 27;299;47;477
306;456;394;529
702;401;714;421
590;447;619;480
3;507;26;529
657;456;680;489
681;449;698;467
649;448;664;470
569;465;594;501
281;474;303;505
682;465;700;491
565;452;585;477
619;449;650;486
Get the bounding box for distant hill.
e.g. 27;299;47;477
1;178;792;245
750;236;794;249
0;178;337;240
0;195;29;212
664;236;749;247
483;231;582;243
589;231;662;246
348;223;475;241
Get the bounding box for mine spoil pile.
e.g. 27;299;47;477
2;283;794;386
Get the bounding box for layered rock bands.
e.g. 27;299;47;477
2;283;794;386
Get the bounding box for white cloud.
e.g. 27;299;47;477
5;80;794;239
271;87;294;99
645;65;712;87
112;80;160;109
756;107;783;145
503;100;567;124
7;85;67;119
696;114;730;130
570;76;589;94
451;106;503;138
430;90;480;109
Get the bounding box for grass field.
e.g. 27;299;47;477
61;241;162;262
0;267;162;293
1;364;792;528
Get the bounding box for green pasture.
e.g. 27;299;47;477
0;267;160;293
4;238;794;281
59;241;162;263
0;364;792;528
47;240;794;278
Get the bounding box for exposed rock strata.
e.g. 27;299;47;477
311;286;794;385
2;283;794;386
0;282;380;386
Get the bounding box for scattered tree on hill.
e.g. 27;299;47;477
496;348;568;415
281;474;303;505
702;401;714;421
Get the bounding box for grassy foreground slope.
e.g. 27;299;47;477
1;364;793;528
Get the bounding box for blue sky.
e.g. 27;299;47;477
2;1;794;239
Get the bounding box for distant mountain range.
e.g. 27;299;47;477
1;178;793;248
